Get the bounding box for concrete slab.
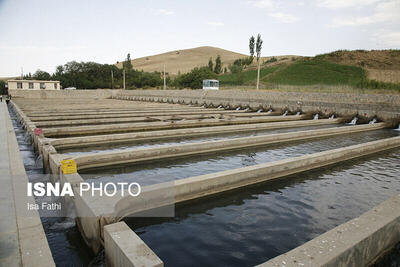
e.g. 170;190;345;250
0;102;55;267
72;123;387;171
257;194;400;267
104;222;163;267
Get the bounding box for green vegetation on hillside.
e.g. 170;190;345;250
265;59;365;86
219;67;278;86
172;67;217;89
218;58;400;91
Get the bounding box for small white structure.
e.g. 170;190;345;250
202;79;219;90
7;80;60;90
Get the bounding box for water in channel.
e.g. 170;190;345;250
8;107;96;267
60;123;345;156
81;129;399;187
125;149;400;266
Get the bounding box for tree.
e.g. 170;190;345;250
0;80;7;95
123;53;133;71
208;57;213;71
32;69;52;80
214;55;222;74
256;34;263;90
249;35;255;64
173;67;217;89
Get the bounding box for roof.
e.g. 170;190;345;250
203;79;219;82
7;80;60;83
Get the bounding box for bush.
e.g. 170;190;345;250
357;79;400;91
264;57;277;64
172;67;217;89
0;80;7;95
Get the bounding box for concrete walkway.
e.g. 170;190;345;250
0;102;54;267
0;103;20;266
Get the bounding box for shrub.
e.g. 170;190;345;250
173;67;217;89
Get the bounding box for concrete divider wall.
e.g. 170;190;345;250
115;90;400;121
72;122;387;171
70;136;400;254
104;222;163;267
258;194;400;267
10;89;400;120
9;89;117;99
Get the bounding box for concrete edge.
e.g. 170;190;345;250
72;122;387;171
4;103;55;266
256;194;400;267
104;222;163;267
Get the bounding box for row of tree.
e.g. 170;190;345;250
208;55;223;74
21;60;164;89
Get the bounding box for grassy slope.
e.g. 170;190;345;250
315;50;400;83
219;66;279;85
265;59;366;86
219;57;400;91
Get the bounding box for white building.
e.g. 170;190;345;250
202;79;219;90
7;80;61;90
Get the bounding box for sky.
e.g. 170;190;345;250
0;0;399;76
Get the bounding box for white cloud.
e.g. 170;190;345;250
250;0;300;23
317;0;379;9
207;21;224;26
268;12;300;23
331;0;400;26
155;9;174;16
372;31;400;46
252;0;275;9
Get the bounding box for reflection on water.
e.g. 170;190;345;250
125;150;400;267
82;129;399;187
61;124;344;155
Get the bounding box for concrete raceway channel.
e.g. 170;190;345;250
7;96;400;267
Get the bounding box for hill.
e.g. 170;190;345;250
315;50;400;83
218;50;400;91
115;46;299;76
116;46;248;75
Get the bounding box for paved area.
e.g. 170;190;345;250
0;102;21;267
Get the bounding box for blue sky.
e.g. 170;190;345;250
0;0;399;76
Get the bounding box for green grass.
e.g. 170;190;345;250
264;59;366;86
219;58;400;92
219;66;279;86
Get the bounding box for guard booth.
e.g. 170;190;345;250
202;79;219;90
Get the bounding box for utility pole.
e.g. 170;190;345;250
256;59;261;90
256;34;263;90
163;64;166;90
123;69;126;90
21;67;23;80
111;70;114;89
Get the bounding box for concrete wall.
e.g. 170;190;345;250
9;89;400;121
258;194;400;267
116;90;400;121
104;222;163;267
9;89;116;99
8;80;60;90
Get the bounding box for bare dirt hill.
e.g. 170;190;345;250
317;50;400;83
116;46;248;75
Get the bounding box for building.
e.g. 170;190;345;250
7;80;61;90
202;79;219;90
